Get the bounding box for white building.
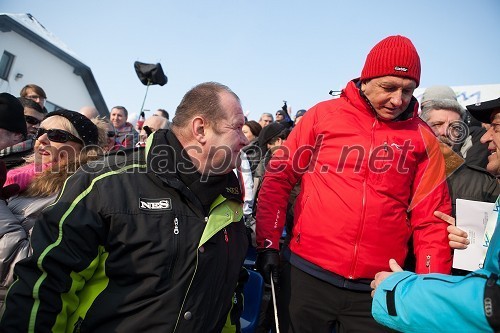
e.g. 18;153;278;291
0;13;108;116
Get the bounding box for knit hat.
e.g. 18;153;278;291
46;110;98;145
276;110;287;117
360;35;421;87
295;109;306;118
258;122;285;148
275;109;294;129
421;85;457;104
420;85;464;117
466;97;500;124
0;92;28;137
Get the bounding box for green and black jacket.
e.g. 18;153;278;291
0;130;248;333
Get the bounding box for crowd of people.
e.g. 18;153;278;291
0;34;497;333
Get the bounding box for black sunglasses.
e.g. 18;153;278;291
107;131;116;138
36;128;83;145
25;115;41;125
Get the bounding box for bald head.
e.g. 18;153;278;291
79;106;99;119
140;115;169;141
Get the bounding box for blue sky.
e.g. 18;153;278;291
3;0;500;121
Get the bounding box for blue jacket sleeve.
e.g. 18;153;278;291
372;269;496;333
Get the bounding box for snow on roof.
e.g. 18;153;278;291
1;13;82;61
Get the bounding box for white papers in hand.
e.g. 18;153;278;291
454;198;496;272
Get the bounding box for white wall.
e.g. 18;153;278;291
0;30;95;111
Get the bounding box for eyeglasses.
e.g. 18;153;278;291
36;128;83;145
25;115;41;125
26;94;46;101
107;131;116;138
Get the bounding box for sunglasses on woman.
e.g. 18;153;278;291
25;115;41;125
35;128;83;145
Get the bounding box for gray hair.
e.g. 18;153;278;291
420;99;465;122
259;112;274;120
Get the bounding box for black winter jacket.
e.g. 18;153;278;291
447;163;500;216
0;130;248;333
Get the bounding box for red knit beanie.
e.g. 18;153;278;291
360;35;421;87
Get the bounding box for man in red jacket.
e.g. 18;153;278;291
255;35;452;332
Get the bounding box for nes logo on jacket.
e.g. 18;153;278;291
139;198;172;210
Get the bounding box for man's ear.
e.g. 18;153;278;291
360;80;367;93
192;117;207;144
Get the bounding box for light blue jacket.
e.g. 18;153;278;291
372;216;499;333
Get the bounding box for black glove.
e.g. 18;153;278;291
0;160;19;201
255;249;280;286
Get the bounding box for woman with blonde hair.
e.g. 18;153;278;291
0;110;106;305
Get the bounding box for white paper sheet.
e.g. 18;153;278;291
453;198;496;271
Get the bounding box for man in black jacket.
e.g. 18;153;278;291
0;82;250;332
419;85;500;216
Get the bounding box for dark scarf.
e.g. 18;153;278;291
149;130;241;215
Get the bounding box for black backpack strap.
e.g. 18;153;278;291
484;273;500;331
